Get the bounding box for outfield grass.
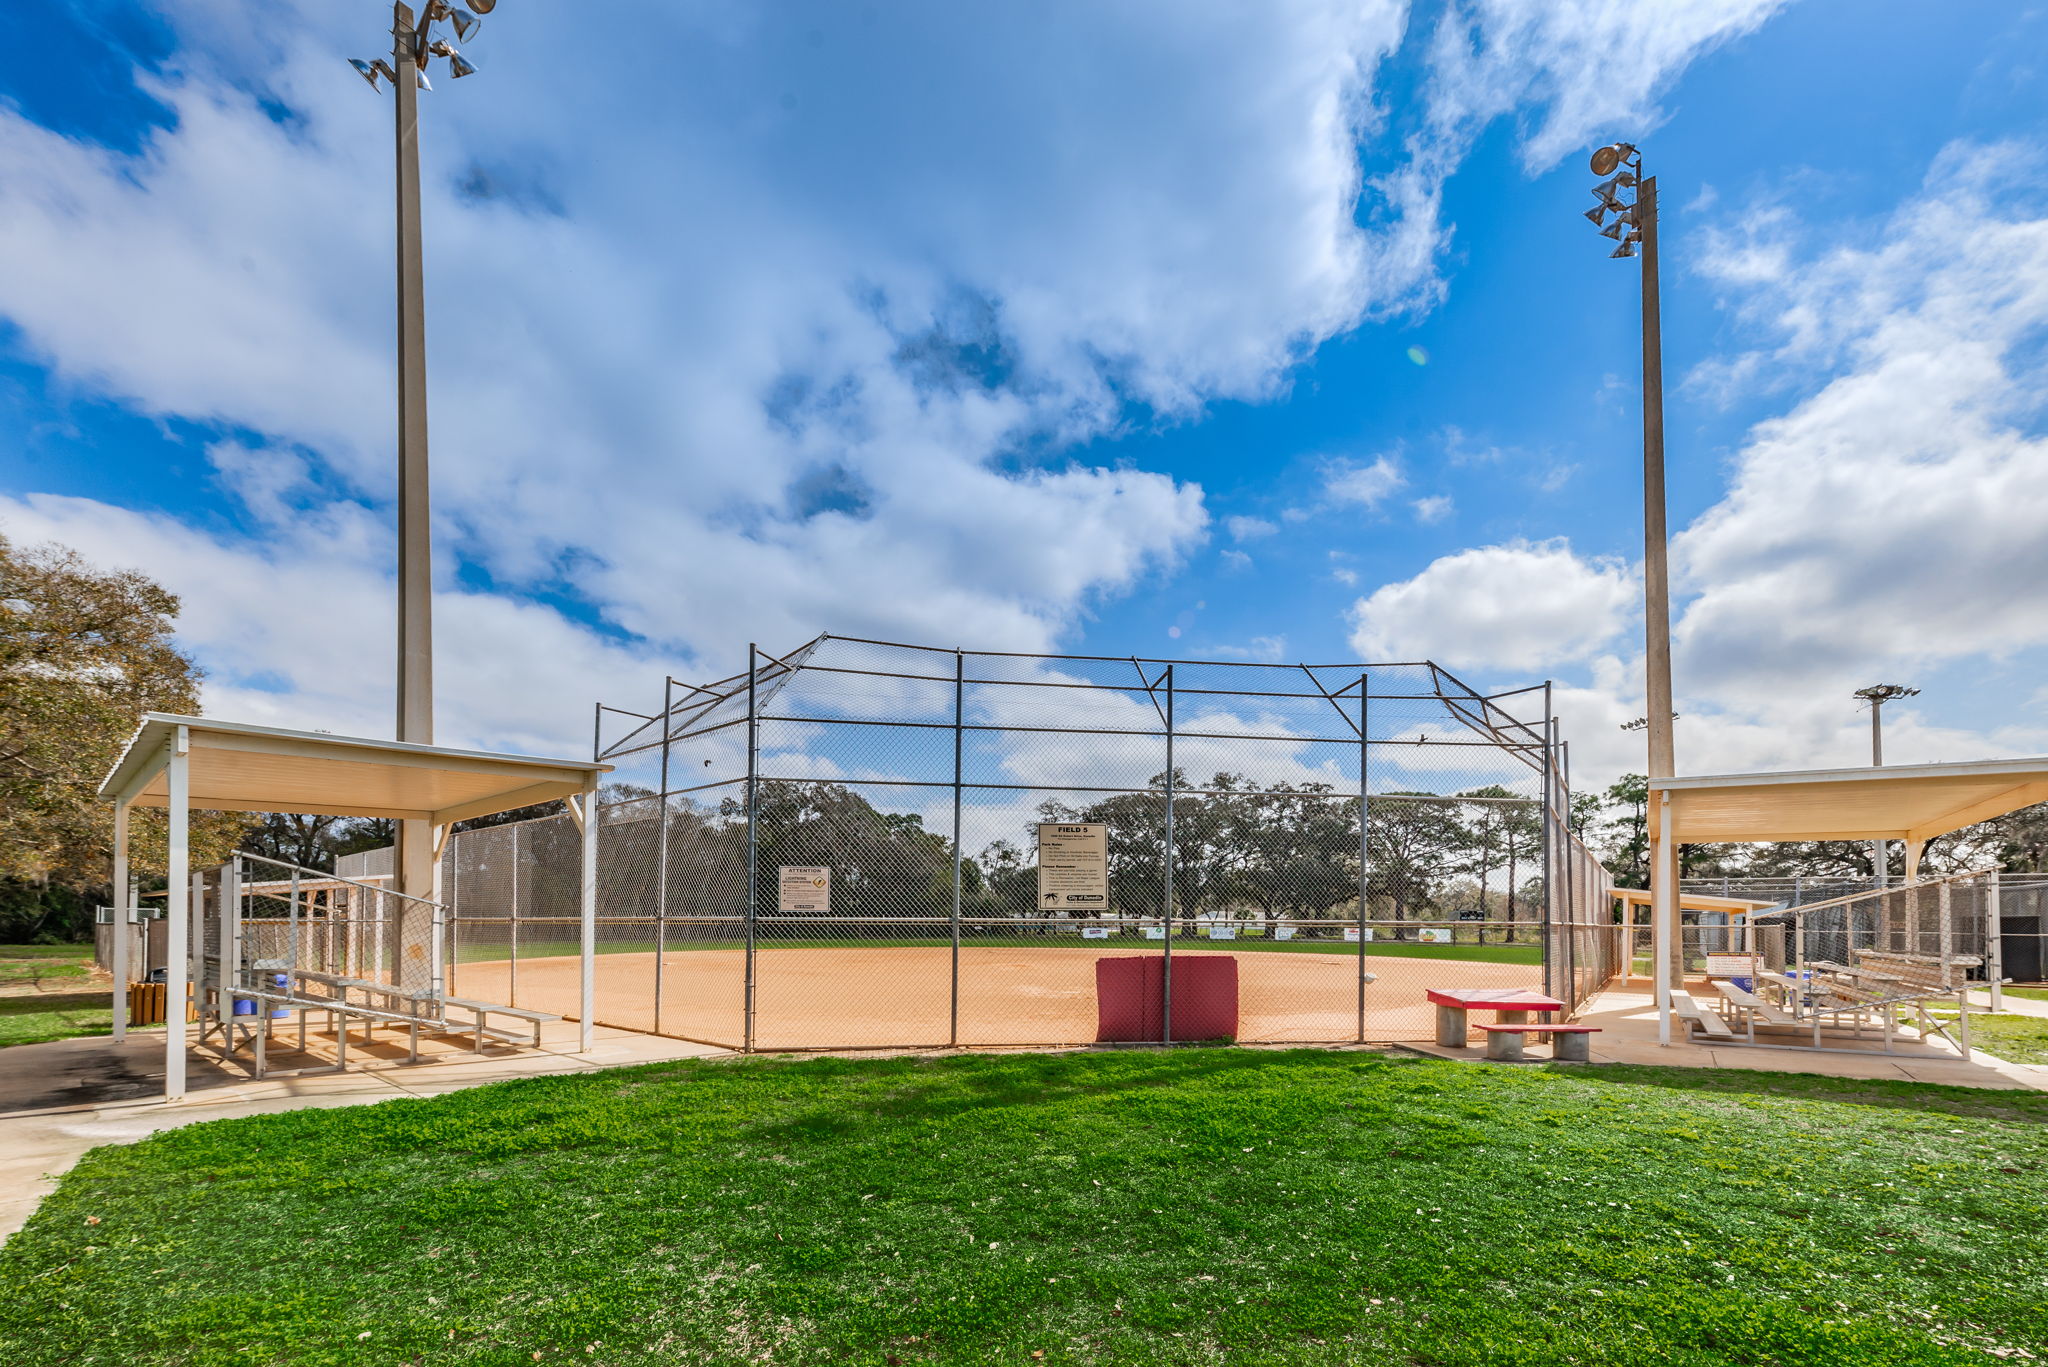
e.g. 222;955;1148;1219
465;937;1544;967
0;942;93;989
3;1051;2044;1366
0;944;115;1047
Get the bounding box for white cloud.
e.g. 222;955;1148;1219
1321;455;1406;508
1412;494;1453;524
1674;143;2048;705
0;0;1807;759
1219;549;1253;573
1224;515;1279;542
1330;567;1359;587
1424;0;1789;174
1347;539;1635;673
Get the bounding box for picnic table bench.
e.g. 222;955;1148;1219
1425;987;1565;1047
443;997;561;1051
1672;990;1734;1041
1476;1023;1601;1062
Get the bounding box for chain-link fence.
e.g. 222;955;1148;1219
389;636;1620;1048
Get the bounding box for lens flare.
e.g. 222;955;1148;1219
1406;346;1429;366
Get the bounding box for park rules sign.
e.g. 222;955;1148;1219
777;865;831;913
1036;823;1109;913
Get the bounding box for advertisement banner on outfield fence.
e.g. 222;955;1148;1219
1342;927;1374;943
1417;927;1452;944
1142;925;1166;940
1206;925;1237;940
777;865;831;913
1036;823;1109;913
1080;925;1111;940
1272;926;1296;942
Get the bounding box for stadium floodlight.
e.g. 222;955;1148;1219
348;1;504;900
1855;684;1921;884
1584;203;1608;226
1584;137;1676;1039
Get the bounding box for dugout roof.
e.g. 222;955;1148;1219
99;713;611;825
1650;756;2048;870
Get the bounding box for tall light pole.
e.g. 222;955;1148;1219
1855;683;1919;886
1587;142;1678;1039
351;1;489;899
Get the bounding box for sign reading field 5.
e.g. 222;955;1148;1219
777;865;831;913
1036;822;1109;912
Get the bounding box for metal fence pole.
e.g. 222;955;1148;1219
1989;870;2003;1012
1539;693;1555;1001
509;823;521;1007
745;642;760;1053
655;675;672;1037
1162;664;1175;1046
1939;879;1954;990
950;648;964;1048
1356;673;1369;1043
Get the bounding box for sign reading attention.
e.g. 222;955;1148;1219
1036;823;1109;913
777;865;831;913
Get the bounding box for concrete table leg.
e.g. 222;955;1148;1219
1435;1004;1469;1047
1499;1009;1529;1025
1554;1032;1592;1063
1485;1031;1525;1062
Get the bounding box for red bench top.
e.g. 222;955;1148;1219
1426;987;1565;1012
1478;1023;1598;1033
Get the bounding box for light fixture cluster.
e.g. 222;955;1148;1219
1854;684;1920;706
1584;142;1643;259
351;0;494;93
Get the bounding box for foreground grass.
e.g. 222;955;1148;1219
4;1052;2046;1366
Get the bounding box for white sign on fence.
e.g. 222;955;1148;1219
1037;823;1110;913
1142;925;1166;940
1272;926;1296;942
1207;925;1237;941
777;865;831;913
1342;927;1374;943
1080;925;1111;940
1417;927;1452;944
1705;952;1758;979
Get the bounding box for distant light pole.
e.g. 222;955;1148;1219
1588;141;1678;1040
1855;683;1920;886
350;1;491;897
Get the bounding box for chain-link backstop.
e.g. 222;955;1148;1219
407;636;1617;1048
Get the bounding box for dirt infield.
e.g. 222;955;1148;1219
451;946;1547;1050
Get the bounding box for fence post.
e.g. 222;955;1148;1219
656;675;672;1037
949;650;965;1047
745;643;760;1053
1357;673;1369;1043
1539;687;1555;1002
112;804;130;1042
1988;870;2003;1012
1938;879;1954;990
1162;664;1175;1046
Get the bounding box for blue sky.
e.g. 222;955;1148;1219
3;0;2047;787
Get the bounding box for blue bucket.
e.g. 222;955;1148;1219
269;973;292;1020
232;998;257;1017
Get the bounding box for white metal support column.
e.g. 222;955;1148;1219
164;725;191;1102
573;784;598;1053
111;802;131;1041
1652;790;1676;1045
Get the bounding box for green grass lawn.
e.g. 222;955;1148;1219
0;944;116;1047
3;1051;2044;1366
1931;1010;2048;1066
0;941;93;989
470;937;1544;966
1996;985;2048;1003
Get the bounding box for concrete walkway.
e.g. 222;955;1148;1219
0;1022;729;1243
1406;981;2048;1090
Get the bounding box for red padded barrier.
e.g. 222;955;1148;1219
1094;954;1238;1042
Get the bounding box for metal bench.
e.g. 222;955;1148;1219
1477;1023;1600;1062
442;997;562;1051
1672;990;1734;1041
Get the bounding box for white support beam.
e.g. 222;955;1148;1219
578;785;598;1053
164;726;190;1103
1653;790;1675;1046
111;802;130;1042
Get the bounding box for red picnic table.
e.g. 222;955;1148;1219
1426;987;1565;1047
